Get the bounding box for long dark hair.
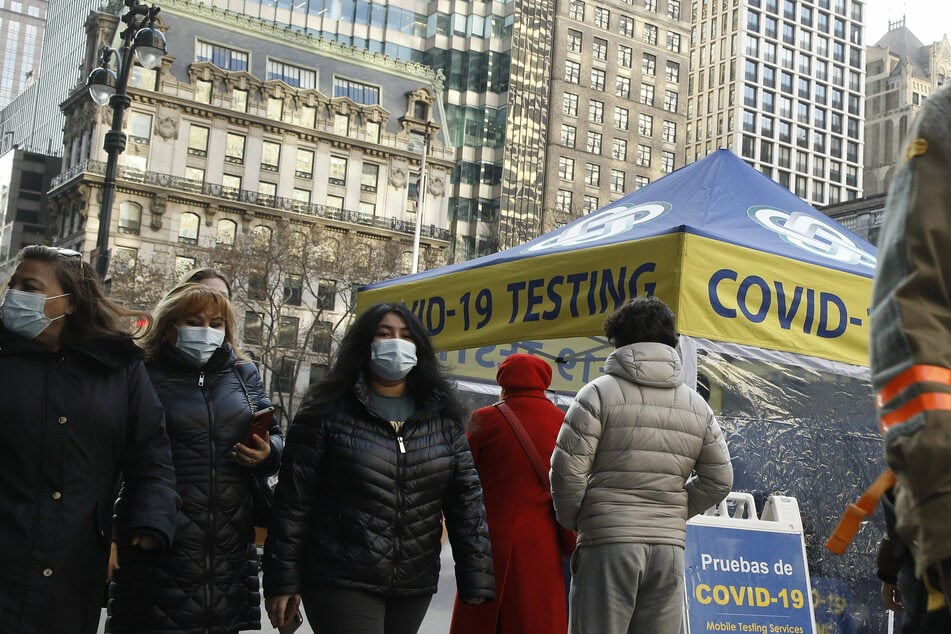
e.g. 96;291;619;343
302;302;462;423
16;245;146;343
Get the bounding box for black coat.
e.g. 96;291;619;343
108;344;283;633
263;379;495;601
0;324;179;634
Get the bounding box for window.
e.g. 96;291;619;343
558;156;575;180
216;219;236;246
643;23;657;44
618;45;633;68
329;157;348;184
184;166;204;190
610;169;625;193
612;138;627;160
616;76;631;99
129;112;152;144
311;321;333;354
567;29;583;52
560;124;577;148
635;175;650;189
296;148;314;178
595;7;610;28
614;107;629;130
583;195;599;212
261;141;281;172
284;274;303;306
267;97;284;121
636;144;652;167
333;78;380;105
361;163;379;192
257;181;276;203
664;90;679;112
231;89;248;112
248;271;267;301
666;31;681;53
564;60;581;84
662;120;677;143
642;53;656;76
584;163;601;187
179;212;200;245
661;150;675;172
243;312;264;344
638;113;653;136
194;80;212;104
668;0;680;19
225;133;245;164
591;68;606;91
665;61;680;83
589;100;604;123
223;174;242;199
333;113;349;136
267;59;316;89
271;357;294;392
644;0;656;11
195;41;248;71
592;38;608;61
556;189;573;212
188;125;209;157
569;0;585;20
366;121;380;143
252;225;272;252
586;132;602;154
293;188;312;208
563;93;579;116
117;201;141;234
640;84;655;106
317;279;336;310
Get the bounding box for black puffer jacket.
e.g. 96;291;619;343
264;379;495;601
108;344;283;633
0;324;179;634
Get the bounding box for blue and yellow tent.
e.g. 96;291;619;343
359;149;876;371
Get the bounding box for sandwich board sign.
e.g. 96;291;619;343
685;494;817;634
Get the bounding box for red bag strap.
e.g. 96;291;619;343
494;401;551;490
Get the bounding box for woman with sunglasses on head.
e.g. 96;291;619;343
264;302;495;634
108;282;283;634
0;245;179;633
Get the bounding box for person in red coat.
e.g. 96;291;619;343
450;353;569;634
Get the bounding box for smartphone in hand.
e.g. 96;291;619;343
243;407;274;446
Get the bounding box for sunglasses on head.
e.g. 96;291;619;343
54;248;82;259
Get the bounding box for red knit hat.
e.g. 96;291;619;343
496;353;553;393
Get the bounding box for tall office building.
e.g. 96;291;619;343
0;0;46;110
0;0;99;155
687;0;866;207
863;19;951;196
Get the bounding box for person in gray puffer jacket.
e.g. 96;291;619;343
551;296;733;634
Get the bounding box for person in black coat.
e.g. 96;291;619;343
264;302;495;634
108;283;284;633
0;245;179;634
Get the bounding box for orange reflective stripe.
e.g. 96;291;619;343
825;469;896;556
877;365;951;409
879;392;951;434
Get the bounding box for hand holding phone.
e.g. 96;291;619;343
243;407;274;446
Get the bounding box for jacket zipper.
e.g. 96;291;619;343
201;372;216;624
390;420;406;587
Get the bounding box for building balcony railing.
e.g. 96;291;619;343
51;159;452;241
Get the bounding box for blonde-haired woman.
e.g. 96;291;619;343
109;283;283;633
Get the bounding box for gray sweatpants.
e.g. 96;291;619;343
568;542;684;634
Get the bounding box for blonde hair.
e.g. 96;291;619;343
139;283;245;361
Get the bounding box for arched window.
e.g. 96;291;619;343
216;219;237;246
118;201;142;234
179;212;200;244
251;225;272;252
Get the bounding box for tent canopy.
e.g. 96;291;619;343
360;150;877;367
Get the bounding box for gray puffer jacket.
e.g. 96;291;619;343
550;342;733;547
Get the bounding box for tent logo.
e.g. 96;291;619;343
748;207;877;269
525;202;671;253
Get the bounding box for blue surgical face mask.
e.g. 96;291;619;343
175;325;225;367
369;338;417;381
0;289;70;340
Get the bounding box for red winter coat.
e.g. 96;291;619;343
450;354;568;634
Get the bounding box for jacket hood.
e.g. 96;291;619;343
0;321;142;369
497;353;553;395
604;342;683;388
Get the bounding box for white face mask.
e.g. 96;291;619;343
369;338;418;381
0;289;70;340
175;325;225;367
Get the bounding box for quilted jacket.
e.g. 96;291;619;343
107;344;283;633
550;341;733;547
263;378;495;601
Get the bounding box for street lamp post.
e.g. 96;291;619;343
411;123;433;275
86;0;166;281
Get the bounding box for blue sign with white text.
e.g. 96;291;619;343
685;524;815;634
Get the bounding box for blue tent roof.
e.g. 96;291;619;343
366;149;876;290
